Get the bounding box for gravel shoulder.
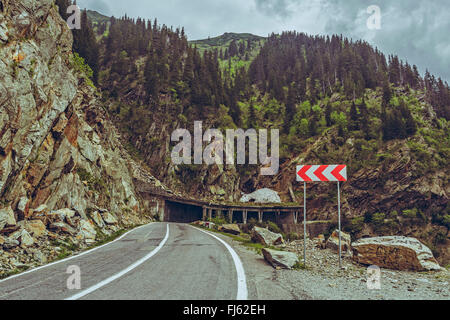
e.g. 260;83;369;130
207;228;450;300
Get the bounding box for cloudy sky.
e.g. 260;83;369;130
76;0;450;82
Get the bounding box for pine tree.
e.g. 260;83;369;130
359;99;370;140
325;103;332;127
72;9;100;84
399;99;417;136
284;85;296;133
349;101;360;131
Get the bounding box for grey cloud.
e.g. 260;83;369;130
254;0;295;18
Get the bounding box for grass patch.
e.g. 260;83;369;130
89;228;131;248
0;266;31;280
191;224;281;254
292;260;308;270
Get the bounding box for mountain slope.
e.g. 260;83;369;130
83;17;449;263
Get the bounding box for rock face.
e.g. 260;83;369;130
262;248;299;269
352;236;442;271
0;206;16;230
0;0;162;276
0;0;156;225
326;230;351;252
251;226;284;246
240;188;281;203
21;220;47;237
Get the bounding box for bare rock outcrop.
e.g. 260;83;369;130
352;236;442;271
240;188;281;203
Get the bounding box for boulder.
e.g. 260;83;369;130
10;229;34;247
102;211;118;225
33;250;47;264
48;208;76;223
251;226;284;246
76;220;97;244
33;205;49;215
3;238;20;250
314;234;326;249
17;197;30;219
48;222;77;235
31;204;49;222
326;230;351;252
0;206;17;230
262;248;299;269
22;220;47;237
352;236;442;271
240;188;281;203
91;211;105;228
19;230;34;247
221;224;241;235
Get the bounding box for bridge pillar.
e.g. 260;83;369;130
243;210;248;224
228;210;233;223
293;211;298;224
208;208;212;221
258;211;263;223
202;207;207;221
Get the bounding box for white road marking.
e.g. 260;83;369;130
192;226;248;300
0;223;154;283
65;224;170;300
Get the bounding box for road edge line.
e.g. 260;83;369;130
191;226;248;300
65;223;170;300
0;222;153;283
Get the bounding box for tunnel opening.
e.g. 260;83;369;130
263;212;277;223
247;211;259;222
164;200;203;223
232;211;243;224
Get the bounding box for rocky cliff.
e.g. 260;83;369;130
0;0;163;275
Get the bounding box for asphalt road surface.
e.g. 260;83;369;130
0;223;248;300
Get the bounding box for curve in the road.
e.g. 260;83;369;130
191;226;248;300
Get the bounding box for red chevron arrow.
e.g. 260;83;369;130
331;165;346;181
297;165;312;181
314;165;328;181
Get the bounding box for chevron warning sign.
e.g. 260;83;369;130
296;165;347;182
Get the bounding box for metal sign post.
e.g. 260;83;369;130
337;181;341;268
303;182;306;265
296;165;347;269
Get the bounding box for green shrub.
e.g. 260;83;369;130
442;215;450;229
285;232;300;241
211;216;227;226
347;216;364;234
71;52;95;88
267;221;282;234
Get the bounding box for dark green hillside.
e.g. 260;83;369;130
86;9;110;25
190;32;265;48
